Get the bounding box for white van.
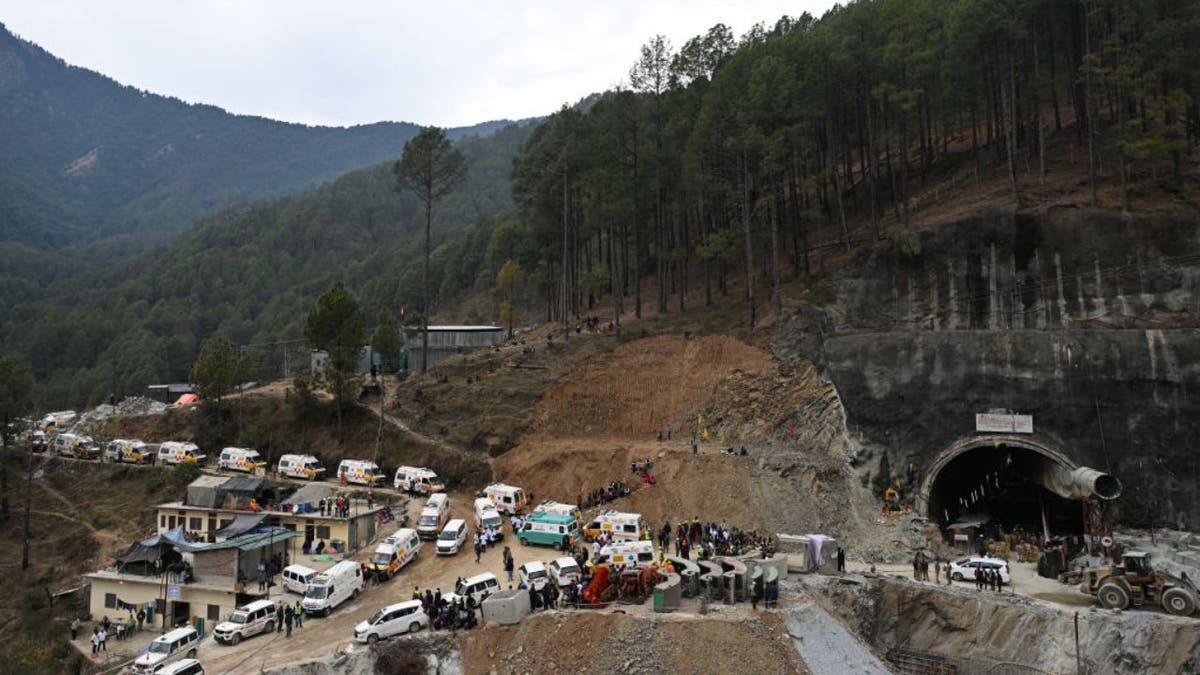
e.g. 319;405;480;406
482;482;527;514
436;518;468;555
213;599;277;645
595;540;656;567
154;659;204;675
282;564;318;594
218;447;265;473
130;625;200;673
519;560;550;590
370;529;420;581
337;459;385;486
549;556;582;588
277;453;325;480
354;600;429;643
583;511;644;542
445;572;500;606
393;466;446;494
108;439;153;464
416;493;450;539
54;433;99;459
302;560;364;616
474;497;504;532
158;441;206;465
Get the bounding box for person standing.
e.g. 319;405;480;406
284;605;293;637
934;560;941;584
294;601;303;628
503;548;514;582
136;608;145;632
98;626;108;652
974;566;983;591
277;604;284;633
945;562;952;586
70;617;80;641
90;628;100;655
836;547;846;573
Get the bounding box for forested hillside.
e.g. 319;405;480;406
0;22;517;251
510;0;1200;330
2;123;533;406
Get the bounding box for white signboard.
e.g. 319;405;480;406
975;413;1033;434
167;584;181;599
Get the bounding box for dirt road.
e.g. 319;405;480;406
199;490;568;674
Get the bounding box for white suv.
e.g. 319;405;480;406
213;599;277;645
949;557;1011;584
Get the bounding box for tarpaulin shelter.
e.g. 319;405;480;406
115;525;191;574
212;513;269;541
184;475;265;509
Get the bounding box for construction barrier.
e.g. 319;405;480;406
653;573;682;613
715;557;748;603
698;560;724;601
481;589;531;625
668;556;701;597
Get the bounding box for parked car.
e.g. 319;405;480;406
354;600;429;643
129;626;200;673
949;557;1011;584
213;599;277;645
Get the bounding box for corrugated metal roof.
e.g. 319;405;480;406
191;528;297;552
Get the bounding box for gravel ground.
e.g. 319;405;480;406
785;603;891;675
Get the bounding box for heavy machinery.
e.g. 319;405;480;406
1080;551;1199;616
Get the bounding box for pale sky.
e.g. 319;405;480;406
3;1;836;128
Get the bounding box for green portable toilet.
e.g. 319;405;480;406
653;585;664;612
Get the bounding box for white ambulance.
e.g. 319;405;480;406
337;459;385;486
416;493;450;539
533;500;582;526
108;439;154;464
277;454;326;480
482;482;528;514
393;466;446;494
369;529;420;581
218;447;265;473
594;540;656;567
583;510;644;542
157;441;206;465
302;560;364;616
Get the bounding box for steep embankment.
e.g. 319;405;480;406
807;574;1200;675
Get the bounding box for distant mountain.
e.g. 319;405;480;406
0;22;529;251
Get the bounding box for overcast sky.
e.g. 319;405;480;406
4;1;836;128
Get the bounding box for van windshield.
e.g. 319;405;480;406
559;563;579;575
229;612;248;624
527;569;547;579
148;641;172;654
370;552;394;565
438;529;459;541
305;585;328;599
367;609;385;625
418;514;438;527
482;515;501;528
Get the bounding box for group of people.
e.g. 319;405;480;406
272;600;305;637
473;526;502;562
255;553;289;592
667;519;771;560
912;551;939;582
319;495;353;518
579;480;632;509
411;587;480;631
974;565;1005;592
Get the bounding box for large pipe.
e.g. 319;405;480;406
1039;464;1122;500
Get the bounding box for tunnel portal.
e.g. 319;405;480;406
922;437;1120;537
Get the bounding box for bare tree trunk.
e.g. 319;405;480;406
422;186;431;372
561;165;570;339
21;449;33;570
771;182;782;317
1034;21;1047;204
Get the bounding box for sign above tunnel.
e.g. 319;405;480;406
975;413;1034;434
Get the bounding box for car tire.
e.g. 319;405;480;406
265;621;274;634
520;537;528;546
367;633;379;644
230;632;240;645
409;622;421;634
1163;588;1197;616
187;648;197;658
1098;583;1131;610
951;572;963;581
554;541;563;551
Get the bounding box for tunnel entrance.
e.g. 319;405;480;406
926;443;1084;537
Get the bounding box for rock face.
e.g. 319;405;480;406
777;207;1200;530
806;575;1200;675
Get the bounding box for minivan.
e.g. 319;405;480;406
518;512;579;551
213;599;277;645
473;497;504;533
282;564;318;594
130;626;200;673
519;561;550;590
446;572;500;606
354;600;429;643
436;519;468;555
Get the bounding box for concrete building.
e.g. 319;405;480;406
402;325;504;368
85;528;296;632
